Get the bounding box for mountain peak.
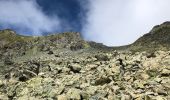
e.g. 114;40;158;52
150;21;170;33
162;21;170;25
130;22;170;52
0;29;16;35
0;30;90;52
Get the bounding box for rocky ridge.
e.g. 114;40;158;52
0;22;170;100
130;21;170;52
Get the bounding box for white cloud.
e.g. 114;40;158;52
82;0;170;46
0;0;61;35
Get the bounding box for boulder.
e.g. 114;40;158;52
161;69;170;77
69;64;82;73
57;94;68;100
66;88;81;100
95;54;110;61
94;77;112;86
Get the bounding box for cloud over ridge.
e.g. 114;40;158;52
81;0;170;46
0;0;61;35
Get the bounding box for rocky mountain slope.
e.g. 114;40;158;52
0;22;170;100
129;21;170;52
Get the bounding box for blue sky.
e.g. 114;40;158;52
0;0;85;35
36;0;86;33
0;0;170;46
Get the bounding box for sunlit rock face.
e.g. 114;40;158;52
0;22;170;99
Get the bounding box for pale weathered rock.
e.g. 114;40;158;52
0;93;8;100
86;86;98;95
66;88;81;100
111;65;120;74
95;54;110;61
155;96;167;100
153;85;168;96
57;94;68;100
154;77;162;83
139;72;150;80
80;83;90;88
17;95;40;100
0;80;3;87
108;94;115;100
57;86;65;95
62;67;70;73
86;64;98;71
161;69;170;77
69;64;82;73
95;77;112;86
121;94;132;100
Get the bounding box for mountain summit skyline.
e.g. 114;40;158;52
1;0;170;46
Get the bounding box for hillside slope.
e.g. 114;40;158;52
130;22;170;52
0;22;170;100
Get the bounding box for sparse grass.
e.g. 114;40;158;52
146;69;159;78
